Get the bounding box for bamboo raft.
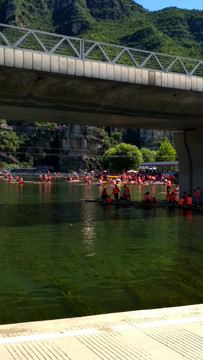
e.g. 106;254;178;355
80;199;203;211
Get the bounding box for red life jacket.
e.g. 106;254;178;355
179;198;184;205
113;186;119;194
186;197;192;205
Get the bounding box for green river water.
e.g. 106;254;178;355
0;179;202;325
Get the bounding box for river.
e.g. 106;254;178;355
0;179;202;325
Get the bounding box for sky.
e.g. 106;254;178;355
137;0;203;11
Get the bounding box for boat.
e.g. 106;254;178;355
80;199;203;211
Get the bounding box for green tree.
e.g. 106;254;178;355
140;147;155;162
104;130;122;148
155;140;176;161
103;142;142;171
0;130;19;153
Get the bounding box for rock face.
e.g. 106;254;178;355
121;128;174;149
58;125;105;171
58;126;174;171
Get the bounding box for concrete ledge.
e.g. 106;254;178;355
24;51;33;70
0;304;202;360
67;58;76;75
42;54;51;72
0;47;202;92
4;48;14;67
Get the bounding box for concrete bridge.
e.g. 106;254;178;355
0;23;203;198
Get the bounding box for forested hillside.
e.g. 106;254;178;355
0;0;202;58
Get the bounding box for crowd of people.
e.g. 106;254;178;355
178;187;200;206
100;182;201;208
0;168;201;207
97;170;177;186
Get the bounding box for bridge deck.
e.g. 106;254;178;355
0;304;202;359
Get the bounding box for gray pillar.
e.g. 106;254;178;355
174;129;203;202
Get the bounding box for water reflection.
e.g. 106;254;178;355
81;202;96;249
0;180;202;325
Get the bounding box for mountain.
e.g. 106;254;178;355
0;0;202;58
0;1;202;170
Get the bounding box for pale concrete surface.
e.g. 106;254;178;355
0;46;203;131
1;47;203;92
0;304;202;360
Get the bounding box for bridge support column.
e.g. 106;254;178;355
174;129;203;202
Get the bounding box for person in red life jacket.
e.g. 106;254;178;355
143;191;152;203
178;197;185;206
175;185;179;192
173;185;179;202
196;187;200;196
38;174;42;181
48;175;51;182
113;184;120;200
125;185;130;201
186;194;192;205
4;172;8;179
9;175;13;181
166;180;171;191
169;192;176;203
19;177;23;183
142;193;147;202
15;175;19;182
152;196;157;204
193;187;200;205
107;195;112;203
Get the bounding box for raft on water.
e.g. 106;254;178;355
80;199;203;211
81;199;164;208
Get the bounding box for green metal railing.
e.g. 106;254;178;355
0;23;202;77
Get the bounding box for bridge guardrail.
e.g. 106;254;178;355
0;23;202;77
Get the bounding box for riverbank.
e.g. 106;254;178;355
0;304;202;360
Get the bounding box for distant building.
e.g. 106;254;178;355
139;161;178;173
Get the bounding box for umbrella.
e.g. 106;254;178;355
127;169;137;173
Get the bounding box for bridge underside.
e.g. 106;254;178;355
0;66;202;130
0;66;203;200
